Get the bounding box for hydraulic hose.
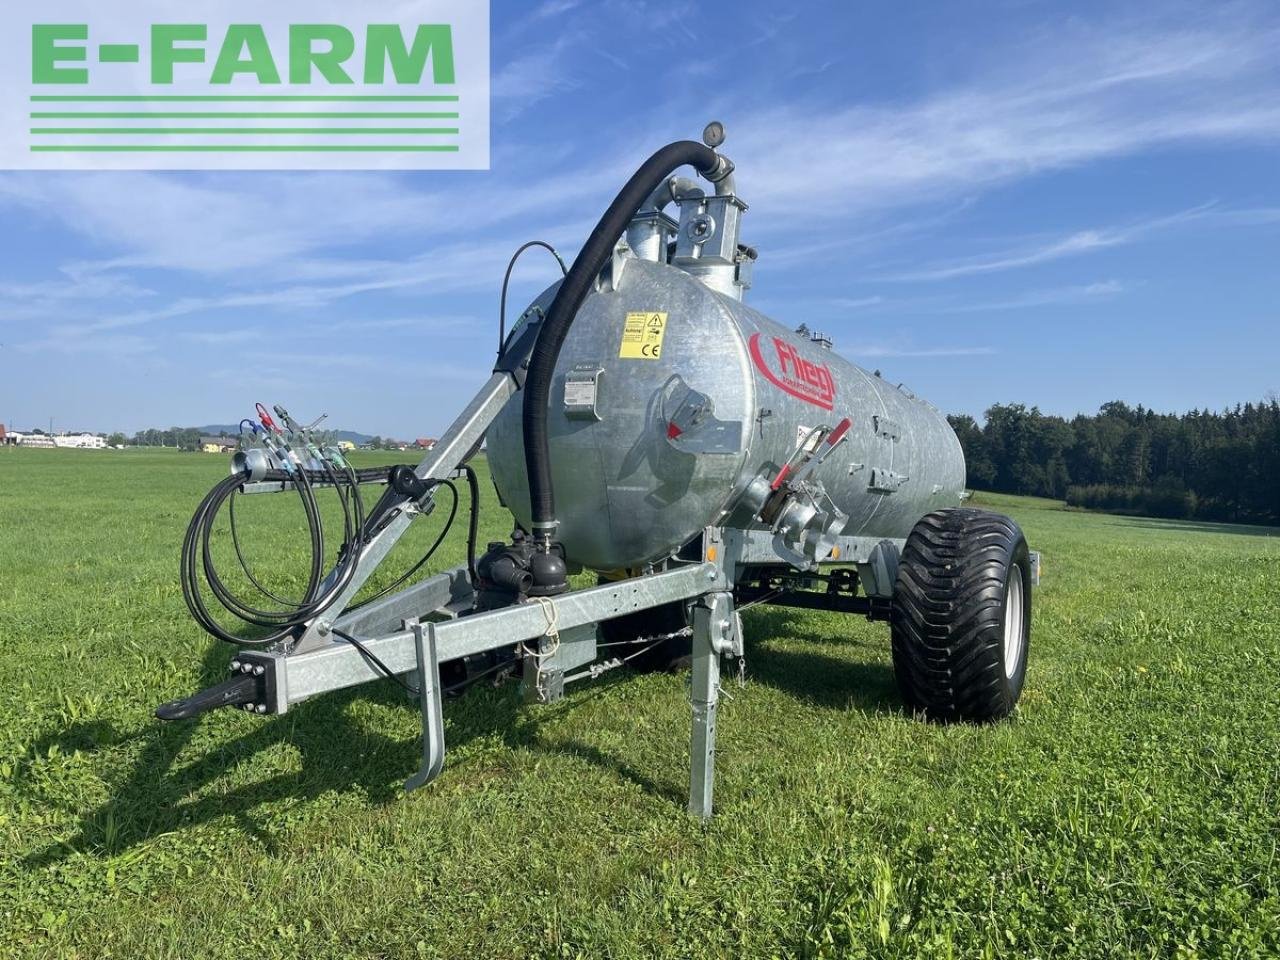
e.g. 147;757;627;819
181;464;451;647
521;139;727;547
461;463;480;586
498;240;567;356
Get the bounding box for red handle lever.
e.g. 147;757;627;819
255;402;279;433
826;417;852;446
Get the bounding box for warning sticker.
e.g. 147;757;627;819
619;311;668;359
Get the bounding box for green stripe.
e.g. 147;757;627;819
32;128;460;135
31;112;459;119
98;45;140;64
30;144;462;152
30;95;459;102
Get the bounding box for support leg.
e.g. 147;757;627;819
689;591;732;819
405;619;446;791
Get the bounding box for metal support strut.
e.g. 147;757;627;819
688;590;737;819
405;619;446;791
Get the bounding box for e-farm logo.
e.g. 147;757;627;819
1;2;489;170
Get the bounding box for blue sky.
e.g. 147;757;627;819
1;0;1278;437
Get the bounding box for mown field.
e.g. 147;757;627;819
1;446;1278;958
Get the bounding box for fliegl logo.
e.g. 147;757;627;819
749;333;836;411
3;2;489;170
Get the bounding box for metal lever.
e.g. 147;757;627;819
787;416;851;486
404;619;446;791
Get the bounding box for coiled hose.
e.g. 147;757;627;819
181;463;481;647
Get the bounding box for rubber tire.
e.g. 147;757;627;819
890;508;1031;722
597;581;691;673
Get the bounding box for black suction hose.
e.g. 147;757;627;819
521;139;724;550
461;463;480;586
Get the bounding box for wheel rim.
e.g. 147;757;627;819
1002;565;1025;679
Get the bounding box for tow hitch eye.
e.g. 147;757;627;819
155;658;275;721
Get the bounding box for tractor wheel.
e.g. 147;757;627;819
890;508;1031;721
597;578;691;672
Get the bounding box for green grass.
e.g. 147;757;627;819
1;447;1279;958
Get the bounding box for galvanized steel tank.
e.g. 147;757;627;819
487;257;966;571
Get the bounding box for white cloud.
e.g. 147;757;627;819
532;0;583;19
941;280;1126;313
1216;205;1280;226
857;345;996;358
5;13;1272;299
729;19;1280;233
889;232;1127;282
14;332;158;356
4;6;1279;410
492;35;582;119
0;271;157;325
827;296;885;309
881;205;1212;282
0;171;456;276
181;329;260;345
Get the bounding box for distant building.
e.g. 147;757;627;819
336;440;356;452
415;437;438;450
53;433;107;449
200;436;236;454
9;431;108;449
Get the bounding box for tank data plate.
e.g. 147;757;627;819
619;311;668;359
564;365;603;420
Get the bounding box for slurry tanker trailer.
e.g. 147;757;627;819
159;124;1035;817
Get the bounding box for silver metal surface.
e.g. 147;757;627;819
627;176;701;262
663;378;743;455
549;623;599;672
278;562;726;707
672;194;750;299
292;371;516;653
1003;565;1026;679
860;540;902;600
521;623;597;704
164;127;1025;823
333;567;473;637
487;259;965;572
405;620;446;791
707;527;902;588
689;591;731;820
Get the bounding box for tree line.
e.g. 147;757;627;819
948;400;1280;525
129;427;205;451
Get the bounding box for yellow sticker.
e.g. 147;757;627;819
619;311;668;359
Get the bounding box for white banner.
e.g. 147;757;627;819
1;0;489;170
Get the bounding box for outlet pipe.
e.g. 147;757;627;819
520;139;734;576
626;176;705;262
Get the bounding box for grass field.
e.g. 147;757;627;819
2;446;1279;958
